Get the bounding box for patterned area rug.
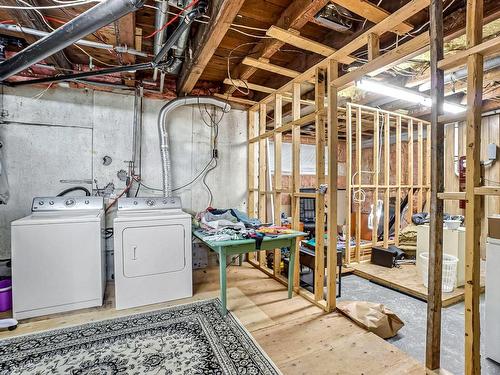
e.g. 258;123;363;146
0;299;281;374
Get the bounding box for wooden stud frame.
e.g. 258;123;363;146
246;74;430;310
425;0;500;373
241;0;438;314
273;94;283;277
240;0;500;370
344;104;430;262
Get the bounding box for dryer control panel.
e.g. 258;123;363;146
117;197;182;211
32;196;104;211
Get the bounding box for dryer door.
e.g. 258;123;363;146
122;224;186;278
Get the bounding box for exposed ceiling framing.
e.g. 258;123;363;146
0;0;498;113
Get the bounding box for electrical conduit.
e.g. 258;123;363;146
157;96;230;197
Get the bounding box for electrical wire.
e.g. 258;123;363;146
203;157;217;208
8;2;119;69
226;42;260;95
105;177;135;213
144;0;199;39
32;82;54;100
0;0;101;9
227;27;272;39
137;95;225;197
352;0;456;65
73;44;121;67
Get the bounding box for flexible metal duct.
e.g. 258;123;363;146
157;96;231;197
0;0;144;81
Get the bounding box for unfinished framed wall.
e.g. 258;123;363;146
246;68;430;312
246;78;332;311
343;103;431;263
427;0;500;373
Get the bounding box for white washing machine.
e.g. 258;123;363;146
113;197;192;310
11;196;105;320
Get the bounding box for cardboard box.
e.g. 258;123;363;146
488;215;500;240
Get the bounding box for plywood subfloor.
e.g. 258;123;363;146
0;263;426;374
351;263;485;307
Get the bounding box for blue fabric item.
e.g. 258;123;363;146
229;208;261;227
306;236;349;254
208;208;261;228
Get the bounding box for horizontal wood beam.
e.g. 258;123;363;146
406;6;500;89
225;0;330;94
332;31;430;90
250;0;430;110
242;57;301;78
437;100;500;123
330;0;414;35
438;192;466;200
438;187;500;199
438;35;500;71
266;26;355;64
223;78;275;93
248;112;317;142
177;0;245;94
213;93;257;106
475;186;500;195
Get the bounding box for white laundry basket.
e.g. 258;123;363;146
420;252;459;293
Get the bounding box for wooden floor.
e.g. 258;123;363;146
0;263;427;374
352;263;485;307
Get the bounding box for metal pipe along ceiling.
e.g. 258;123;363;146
418;56;500;92
0;24;147;57
157;96;231;197
0;0;145;82
152;0;169;82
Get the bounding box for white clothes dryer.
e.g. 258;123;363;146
113;197;192;310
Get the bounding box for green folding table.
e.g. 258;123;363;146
193;229;307;315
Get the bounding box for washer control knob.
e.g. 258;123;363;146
133;201;138;205
49;201;54;205
146;199;155;206
85;200;89;204
65;199;75;206
39;201;44;205
163;200;168;205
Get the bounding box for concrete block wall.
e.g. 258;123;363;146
0;86;247;258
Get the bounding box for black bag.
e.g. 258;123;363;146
371;246;406;268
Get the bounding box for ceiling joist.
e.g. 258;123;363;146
225;0;331;95
265;26;355;64
177;0;245;95
329;0;414;35
250;0;431;110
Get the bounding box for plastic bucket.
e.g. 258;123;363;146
420;252;459;293
0;278;12;312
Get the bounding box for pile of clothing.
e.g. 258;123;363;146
196;208;300;247
197;208;261;231
195;208;263;242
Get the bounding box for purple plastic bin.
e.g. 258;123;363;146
0;278;12;312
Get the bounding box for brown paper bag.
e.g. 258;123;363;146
337;301;404;339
